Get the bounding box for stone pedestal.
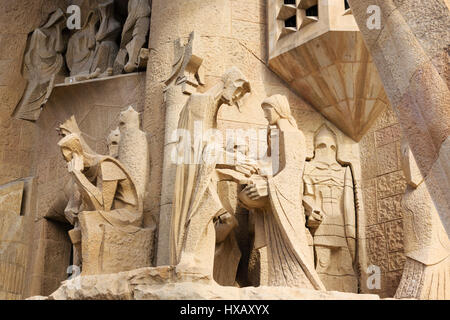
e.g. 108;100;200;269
30;266;382;300
78;211;153;275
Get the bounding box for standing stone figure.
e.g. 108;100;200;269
170;67;251;279
302;124;357;293
65;10;99;80
239;95;325;290
114;0;151;74
395;141;450;300
90;0;121;79
117;106;149;203
107;127;121;159
13;9;66;121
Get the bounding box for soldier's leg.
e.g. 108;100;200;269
339;246;358;293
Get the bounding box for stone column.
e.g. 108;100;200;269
348;0;450;234
144;0;233;266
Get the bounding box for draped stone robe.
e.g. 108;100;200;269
259;129;326;290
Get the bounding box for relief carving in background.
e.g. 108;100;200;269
14;1;152;121
13;9;66;121
113;0;151;74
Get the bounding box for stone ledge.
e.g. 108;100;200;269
28;266;381;300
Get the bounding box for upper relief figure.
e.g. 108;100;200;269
13;9;66;121
395;141;450;300
302;125;357;293
66;10;100;81
114;0;151;74
89;0;121;79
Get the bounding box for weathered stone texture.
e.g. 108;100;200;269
360;106;407;297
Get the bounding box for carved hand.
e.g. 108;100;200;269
67;154;84;173
307;209;324;228
244;180;269;200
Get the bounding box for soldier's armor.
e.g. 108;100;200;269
304;161;348;248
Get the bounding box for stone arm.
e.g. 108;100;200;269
303;177;324;228
71;169;104;211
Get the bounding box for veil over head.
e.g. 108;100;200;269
262;94;297;129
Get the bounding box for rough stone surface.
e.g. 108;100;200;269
30;267;381;300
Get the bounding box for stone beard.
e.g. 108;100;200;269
303;125;357;293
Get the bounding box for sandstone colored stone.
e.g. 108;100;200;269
29;267;381;301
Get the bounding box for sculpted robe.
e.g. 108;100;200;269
14;9;65;121
170;93;225;272
257;129;325;290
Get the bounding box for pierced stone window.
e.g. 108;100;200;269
298;0;319;28
343;0;352;15
284;15;297;29
305;4;318;17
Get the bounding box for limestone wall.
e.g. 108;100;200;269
0;0;66;300
360;106;407;297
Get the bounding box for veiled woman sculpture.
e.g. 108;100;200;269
240;95;325;290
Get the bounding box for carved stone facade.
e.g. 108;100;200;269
0;0;448;301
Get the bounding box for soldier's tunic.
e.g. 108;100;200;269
303;160;357;293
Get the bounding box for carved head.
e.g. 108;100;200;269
314;125;337;161
400;139;423;188
58;116;81;137
261;94;297;129
220;67;251;105
119;106;140;130
107;127;121;158
58;133;84;164
57;116;96;155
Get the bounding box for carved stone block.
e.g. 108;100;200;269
377;195;403;223
79;211;153;276
388;252;406;272
376;142;400;175
385;219;404;252
376;171;406;199
374;124;402;147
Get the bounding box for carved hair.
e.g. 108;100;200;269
221;66;251;93
262;94;298;129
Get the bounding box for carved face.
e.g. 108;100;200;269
58;134;86;170
107;128;121;158
262;105;280;125
314;135;337;160
119;106;140;130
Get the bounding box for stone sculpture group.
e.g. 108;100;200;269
50;61;449;299
54;67;362;294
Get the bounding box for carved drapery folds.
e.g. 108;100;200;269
14;1;152;121
13;9;66;121
395;142;450;300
